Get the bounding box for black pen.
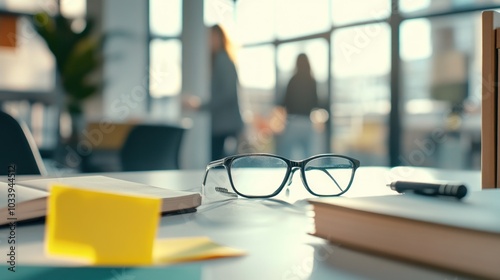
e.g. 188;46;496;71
386;181;468;199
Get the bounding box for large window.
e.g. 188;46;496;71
2;0;495;170
148;0;182;120
331;23;391;165
400;0;500;14
149;39;182;98
331;0;390;25
234;0;275;44
400;12;482;169
149;0;181;37
275;0;330;39
236;45;276;152
191;0;497;169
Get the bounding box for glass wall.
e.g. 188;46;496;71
275;0;330;39
188;0;498;169
331;0;390;25
236;45;276;153
399;0;500;14
2;0;498;170
148;0;182;121
331;23;391;165
400;12;482;169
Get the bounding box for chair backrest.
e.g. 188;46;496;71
119;124;186;171
482;11;500;188
0;111;47;175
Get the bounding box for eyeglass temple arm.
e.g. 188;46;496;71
215;187;238;198
202;159;226;185
304;166;351;192
286;166;343;192
203;159;239;198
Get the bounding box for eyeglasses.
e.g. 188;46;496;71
202;153;360;199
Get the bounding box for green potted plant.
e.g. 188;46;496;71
33;12;101;115
31;12;103;170
32;12;101;141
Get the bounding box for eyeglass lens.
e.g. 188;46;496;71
230;155;288;197
303;156;355;196
229;155;355;197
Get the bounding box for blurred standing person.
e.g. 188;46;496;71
184;24;244;160
277;53;319;159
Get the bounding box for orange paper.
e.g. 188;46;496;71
0;16;17;48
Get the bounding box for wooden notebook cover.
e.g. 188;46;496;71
481;11;500;188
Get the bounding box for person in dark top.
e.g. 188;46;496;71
184;25;244;161
278;53;319;159
209;25;244;160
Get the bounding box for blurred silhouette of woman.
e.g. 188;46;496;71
185;25;244;160
209;25;244;160
278;53;319;159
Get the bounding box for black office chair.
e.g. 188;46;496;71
0;111;47;175
119;124;187;171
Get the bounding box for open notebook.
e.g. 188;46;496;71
0;176;202;226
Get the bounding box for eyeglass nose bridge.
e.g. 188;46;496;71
286;161;304;187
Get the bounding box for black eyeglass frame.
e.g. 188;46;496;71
202;153;361;198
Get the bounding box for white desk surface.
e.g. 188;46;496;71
0;167;482;280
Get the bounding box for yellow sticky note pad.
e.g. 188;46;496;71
46;184;161;265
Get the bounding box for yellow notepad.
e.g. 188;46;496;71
45;184;244;265
46;184;161;265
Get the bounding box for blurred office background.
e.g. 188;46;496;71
0;0;495;173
